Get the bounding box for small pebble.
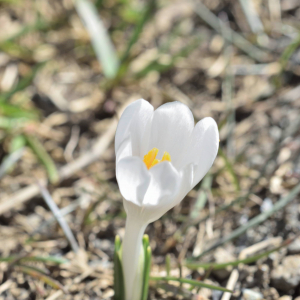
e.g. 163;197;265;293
271;255;300;291
260;198;273;212
278;296;292;300
288;237;300;254
242;289;263;300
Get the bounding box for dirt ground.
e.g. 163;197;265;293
0;0;300;299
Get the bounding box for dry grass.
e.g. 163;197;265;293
1;0;300;299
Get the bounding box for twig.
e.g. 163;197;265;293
0;280;13;294
192;222;205;257
238;237;282;260
45;290;63;300
268;0;281;23
64;125;80;162
30;197;85;236
37;182;79;253
230;63;280;76
0;183;45;215
221;269;238;300
178;227;197;262
239;0;265;35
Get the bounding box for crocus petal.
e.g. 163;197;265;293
115;99;153;158
173;163;194;206
116;136;132;163
142;161;181;223
116;156;150;207
147;101;194;169
187;117;219;187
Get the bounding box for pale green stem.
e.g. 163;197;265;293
122;215;147;300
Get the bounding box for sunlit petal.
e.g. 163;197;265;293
142;161;181;223
116;156;150;206
187;117;219;187
148;101;194;168
115;99;153;158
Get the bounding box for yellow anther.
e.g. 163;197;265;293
143;148;171;169
161;151;171;162
143;148;158;169
150;159;160;168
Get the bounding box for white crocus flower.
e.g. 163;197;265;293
115;99;219;300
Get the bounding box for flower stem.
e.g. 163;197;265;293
122;216;147;300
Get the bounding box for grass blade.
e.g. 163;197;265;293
75;0;119;79
151;276;232;293
120;0;156;64
114;235;125;300
142;235;151;300
0;102;38;119
0;255;68;264
279;33;300;70
24;134;59;184
16;264;50;275
18;265;66;292
165;254;171;277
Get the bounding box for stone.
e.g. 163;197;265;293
212;290;222;300
278;296;292;300
288;237;300;254
242;289;263;300
262;287;279;300
211;248;235;280
271;255;300;292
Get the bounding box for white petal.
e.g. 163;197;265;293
116;136;132;163
142;161;181;223
147;101;194;168
187;117;219;187
115;99;153;158
174;163;194;205
116;157;150;206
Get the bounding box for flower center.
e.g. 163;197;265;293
143;148;171;170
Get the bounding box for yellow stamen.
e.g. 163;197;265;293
143;148;159;169
143;148;171;169
150;159;160;168
161;151;171;162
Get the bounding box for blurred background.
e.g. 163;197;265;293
0;0;300;299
